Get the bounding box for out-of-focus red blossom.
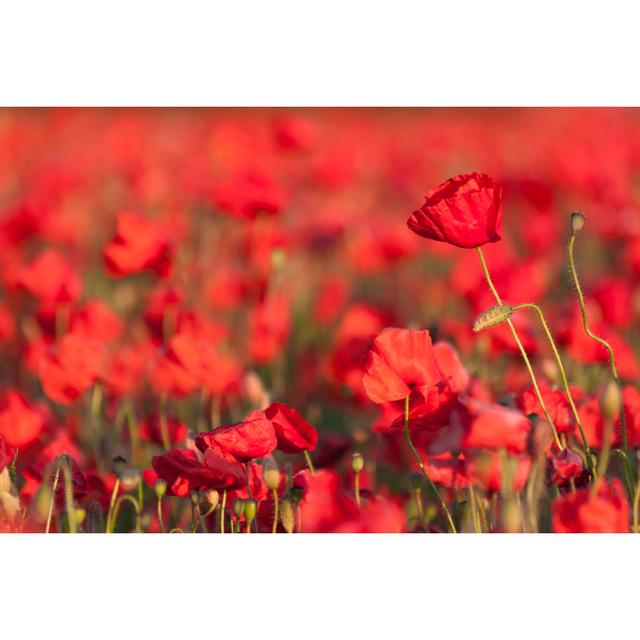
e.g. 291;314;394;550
0;391;45;448
362;328;442;404
16;249;82;304
151;448;247;497
103;341;154;398
592;278;633;328
210;171;287;220
248;294;291;364
552;479;630;533
195;411;277;462
150;332;242;397
0;434;16;469
467;452;531;494
70;300;123;343
139;414;188;447
0;303;15;342
103;211;173;277
264;402;318;453
332;497;406;533
407;172;503;249
518;383;573;433
38;332;106;405
546;448;585;487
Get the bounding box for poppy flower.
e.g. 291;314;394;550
139;414;188;447
195;411;277;462
0;391;45;448
552;479;630;533
264;402;318;453
103;211;173;278
38;332;106;405
151;448;247;497
16;249;83;305
407;172;503;249
362;328;442;404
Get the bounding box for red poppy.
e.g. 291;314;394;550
139;414;188;447
552;479;630;533
0;391;45;448
38;332;106;405
151;448;247;497
195;411;277;462
17;249;83;305
407;172;503;249
264;402;318;453
103;211;173;278
362;328;442;404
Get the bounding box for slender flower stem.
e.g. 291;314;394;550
272;488;279;533
354;472;361;507
106;478;121;533
476;247;563;451
220;489;227;534
303;450;315;474
403;395;456;533
512;303;592;457
108;495;141;533
568;233;628;452
45;460;62;534
157;496;166;533
61;456;77;533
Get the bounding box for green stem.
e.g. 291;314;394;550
108;495;141;533
512;303;592;459
61;456;77;533
157;496;165;533
476;247;563;451
106;478;120;533
568;233;628;452
303;450;315;474
45;460;62;534
354;472;361;507
220;489;227;534
272;488;279;533
403;395;456;533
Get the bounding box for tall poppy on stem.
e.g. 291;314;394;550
408;172;563;452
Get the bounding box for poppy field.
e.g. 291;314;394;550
1;107;640;534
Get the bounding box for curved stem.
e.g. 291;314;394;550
157;496;165;533
476;247;563;451
105;478;120;533
108;495;141;533
403;395;456;533
354;473;361;507
568;233;628;451
272;488;279;533
512;303;592;458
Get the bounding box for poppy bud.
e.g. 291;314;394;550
289;485;304;504
111;455;127;474
234;499;246;518
473;305;513;332
570;211;586;233
87;501;105;533
31;485;52;523
600;380;621;422
262;457;280;490
244;498;257;522
280;498;295;533
351;452;364;474
120;469;141;491
154;479;167;499
203;489;219;509
74;507;86;526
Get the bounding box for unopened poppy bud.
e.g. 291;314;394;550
289;485;304;504
203;489;219;509
111;455;128;476
244;498;257;522
234;499;246;518
87;501;105;533
75;507;86;526
600;380;621;421
31;486;52;523
120;469;141;491
154;479;167;499
351;452;364;474
280;499;295;533
473;305;513;332
570;211;586;233
262;457;280;490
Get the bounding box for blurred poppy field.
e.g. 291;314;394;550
1;107;640;534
